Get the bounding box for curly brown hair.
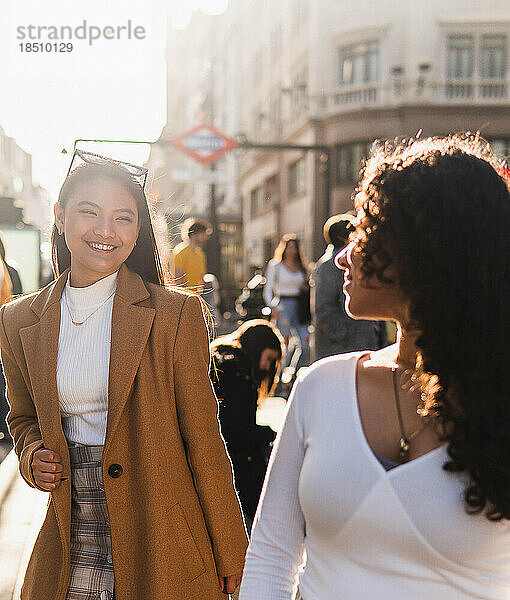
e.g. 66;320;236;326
352;133;510;520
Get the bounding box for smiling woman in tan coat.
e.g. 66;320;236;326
0;151;248;600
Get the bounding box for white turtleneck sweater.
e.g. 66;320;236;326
57;271;118;445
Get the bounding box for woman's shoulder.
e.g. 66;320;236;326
145;282;198;310
301;350;362;379
0;290;42;344
2;291;38;317
292;351;363;407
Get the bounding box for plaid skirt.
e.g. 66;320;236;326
65;444;115;600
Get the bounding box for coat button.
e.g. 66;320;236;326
108;464;123;478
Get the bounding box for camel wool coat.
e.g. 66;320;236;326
0;265;248;600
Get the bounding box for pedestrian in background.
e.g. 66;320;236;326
0;244;14;455
0;253;12;306
211;320;284;531
0;234;22;296
310;213;386;361
0;153;247;600
172;217;212;292
264;235;310;380
240;135;510;600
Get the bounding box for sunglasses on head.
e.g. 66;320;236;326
66;148;149;189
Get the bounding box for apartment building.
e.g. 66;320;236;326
149;0;510;281
146;9;244;302
0;125;51;234
239;0;510;270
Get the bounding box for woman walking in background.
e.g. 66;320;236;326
211;320;284;531
0;150;247;600
240;135;510;600
264;235;310;380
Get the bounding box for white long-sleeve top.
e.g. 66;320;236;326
239;352;510;600
263;260;305;307
57;271;118;445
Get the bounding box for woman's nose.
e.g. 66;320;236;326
94;217;115;238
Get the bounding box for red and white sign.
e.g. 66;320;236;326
170;123;239;165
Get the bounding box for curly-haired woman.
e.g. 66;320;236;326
239;134;510;600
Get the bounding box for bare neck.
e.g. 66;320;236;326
396;324;418;369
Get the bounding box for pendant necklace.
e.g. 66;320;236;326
391;367;426;460
64;289;116;327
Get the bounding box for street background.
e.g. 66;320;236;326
0;0;510;597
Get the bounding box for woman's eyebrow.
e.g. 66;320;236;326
77;200;99;208
76;201;135;215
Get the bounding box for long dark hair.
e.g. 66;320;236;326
211;319;284;400
352;133;510;520
52;162;166;285
272;234;308;273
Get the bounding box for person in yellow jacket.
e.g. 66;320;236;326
172;218;212;291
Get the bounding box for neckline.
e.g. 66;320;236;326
280;261;302;275
351;352;446;477
65;270;119;311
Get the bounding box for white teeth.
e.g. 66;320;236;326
90;242;115;251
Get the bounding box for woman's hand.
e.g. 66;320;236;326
220;573;242;595
271;307;281;320
31;448;65;491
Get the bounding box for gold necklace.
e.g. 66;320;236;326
391;367;426;460
64;289;116;326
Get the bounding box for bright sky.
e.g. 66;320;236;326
0;0;229;202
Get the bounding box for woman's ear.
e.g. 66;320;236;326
54;203;64;234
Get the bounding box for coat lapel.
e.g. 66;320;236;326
19;270;69;450
18;264;155;453
104;265;155;451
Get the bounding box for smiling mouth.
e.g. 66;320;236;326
86;241;117;252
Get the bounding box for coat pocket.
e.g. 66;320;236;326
168;502;206;581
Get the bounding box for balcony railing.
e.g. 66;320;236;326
325;78;510;113
327;83;381;110
444;79;508;101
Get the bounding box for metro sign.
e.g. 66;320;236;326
170;123;239;165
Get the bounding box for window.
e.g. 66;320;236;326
218;220;243;286
290;65;308;108
335;141;372;186
269;94;281;128
253;51;263;83
265;175;279;206
270;23;282;62
445;33;508;99
339;42;379;85
288;158;306;197
250;186;264;217
292;0;308;32
447;35;474;79
481;35;507;79
251;104;263;137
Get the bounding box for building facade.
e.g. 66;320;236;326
0;125;51;235
238;0;510;270
149;0;510;286
146;9;244;306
